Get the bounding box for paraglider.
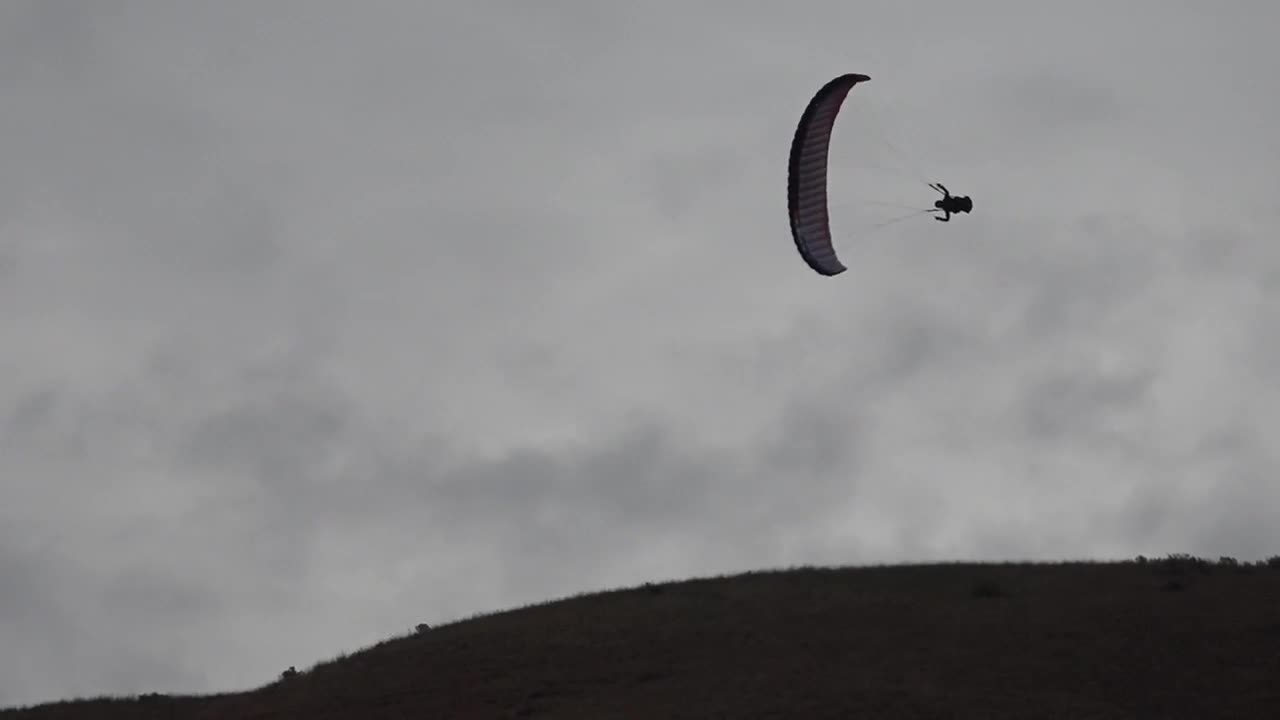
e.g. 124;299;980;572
929;183;972;222
787;73;972;276
786;73;870;277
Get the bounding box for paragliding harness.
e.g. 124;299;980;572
929;183;972;222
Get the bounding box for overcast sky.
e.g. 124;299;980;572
2;0;1279;707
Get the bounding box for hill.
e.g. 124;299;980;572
4;556;1280;719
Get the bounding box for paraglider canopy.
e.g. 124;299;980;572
787;73;871;277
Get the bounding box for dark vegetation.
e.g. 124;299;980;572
4;554;1280;719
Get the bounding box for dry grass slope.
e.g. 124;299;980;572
4;556;1280;719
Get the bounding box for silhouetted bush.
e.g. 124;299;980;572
416;623;431;634
1155;553;1213;576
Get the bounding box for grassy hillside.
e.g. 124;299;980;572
5;555;1280;719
